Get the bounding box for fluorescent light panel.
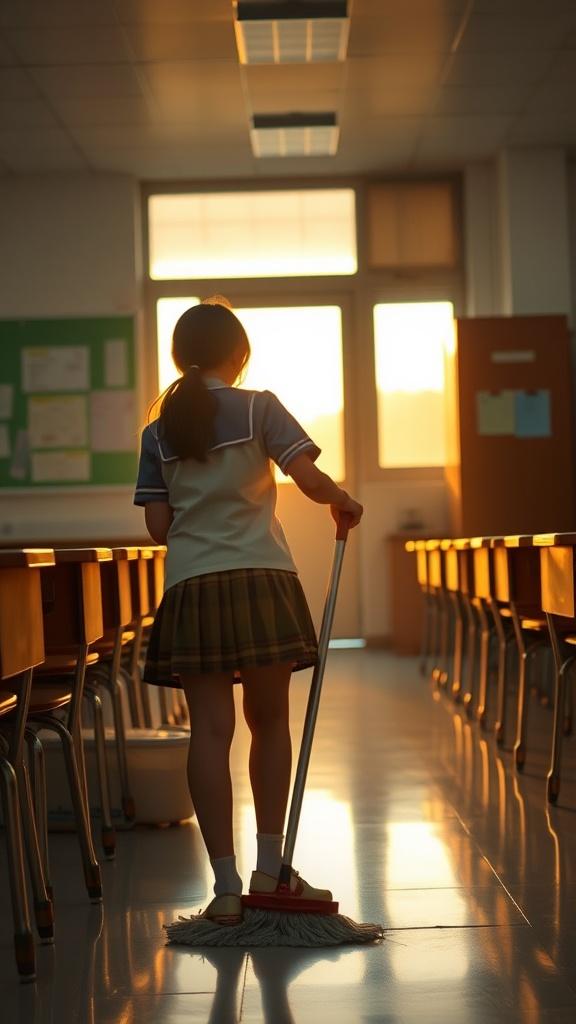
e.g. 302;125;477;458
235;1;349;63
250;112;339;157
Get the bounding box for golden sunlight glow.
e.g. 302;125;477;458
385;821;469;981
156;300;345;481
149;190;357;279
374;301;455;468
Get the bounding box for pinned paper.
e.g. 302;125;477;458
515;390;551;438
104;338;129;388
476;390;515;436
28;395;88;449
0;424;10;458
31;450;90;483
22;346;90;393
0;383;13;419
90;390;136;452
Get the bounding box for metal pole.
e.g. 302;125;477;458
280;515;350;876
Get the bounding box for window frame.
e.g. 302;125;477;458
141;175;464;484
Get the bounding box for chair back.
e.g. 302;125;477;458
0;549;54;680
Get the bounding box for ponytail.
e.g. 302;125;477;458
150;302;250;462
159;366;217;461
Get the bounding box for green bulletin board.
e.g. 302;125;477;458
0;317;138;489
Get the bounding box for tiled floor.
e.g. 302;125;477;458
2;650;576;1023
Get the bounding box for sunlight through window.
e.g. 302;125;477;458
149;190;357;279
156;300;345;481
374;302;455;469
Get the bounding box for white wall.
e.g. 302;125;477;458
0;173;145;542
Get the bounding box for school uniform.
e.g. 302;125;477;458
134;378;319;684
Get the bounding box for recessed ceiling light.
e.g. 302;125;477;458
250;112;339;157
234;1;349;64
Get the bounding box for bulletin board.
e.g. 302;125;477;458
0;317;138;489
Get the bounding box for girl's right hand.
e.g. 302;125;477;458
331;493;363;529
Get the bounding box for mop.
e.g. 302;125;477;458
165;513;384;947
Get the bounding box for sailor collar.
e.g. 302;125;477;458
151;383;256;462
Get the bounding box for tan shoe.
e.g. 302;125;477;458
249;869;333;902
202;893;243;925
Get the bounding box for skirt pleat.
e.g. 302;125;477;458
143;568;318;687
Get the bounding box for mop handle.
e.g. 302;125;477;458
279;511;352;878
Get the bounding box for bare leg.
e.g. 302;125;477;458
241;663;293;835
181;673;236;859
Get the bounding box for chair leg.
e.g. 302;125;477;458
0;756;36;981
30;715;102;902
24;729;52;900
450;592;464;701
100;631;135;820
511;605;529;771
462;597;478;717
491;601;509;746
437;590;451;688
545;612;574;804
87;690;116;859
14;760;54;942
420;590;432;678
476;599;492;730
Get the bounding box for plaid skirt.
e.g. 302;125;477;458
143;568;318;687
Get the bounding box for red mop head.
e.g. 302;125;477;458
241;889;340;915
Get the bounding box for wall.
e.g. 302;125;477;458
0;173;146;542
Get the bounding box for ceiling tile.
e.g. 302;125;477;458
0;98;60;128
70;122;250;150
0;1;118;29
416;114;510;162
30;64;145;100
347;55;444;93
342;88;436;118
82;141;253;178
458;12;576;53
244;64;345;110
433;84;528;116
123;22;237;61
507;112;576;145
5;27;133;64
0;67;40;97
114;0;232;25
444;49;554;87
349;11;461;57
353;1;467;14
54;97;153;127
0;124;88;171
142;62;245;121
0;34;17;64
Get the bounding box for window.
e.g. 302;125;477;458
374;302;455;469
367;182;457;269
157;300;345;481
148;190;357;279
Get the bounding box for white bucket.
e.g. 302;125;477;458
39;726;194;828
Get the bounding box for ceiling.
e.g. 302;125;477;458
0;0;575;179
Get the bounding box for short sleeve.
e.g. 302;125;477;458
258;391;321;475
134;426;169;506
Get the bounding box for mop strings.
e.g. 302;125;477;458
164;907;384;948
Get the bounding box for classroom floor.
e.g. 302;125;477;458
1;650;576;1023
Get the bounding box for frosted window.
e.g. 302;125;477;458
148;190;357;279
157;300;345;482
374;302;455;469
367;183;457;269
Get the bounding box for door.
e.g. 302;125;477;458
155;294;361;637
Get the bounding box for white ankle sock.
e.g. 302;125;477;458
256;833;284;877
210;855;243;896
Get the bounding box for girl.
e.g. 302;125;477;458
135;300;363;925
